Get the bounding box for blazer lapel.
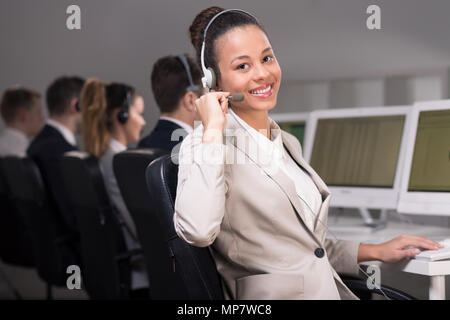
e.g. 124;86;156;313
224;114;321;243
281;131;331;232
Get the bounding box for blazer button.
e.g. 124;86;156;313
314;248;325;258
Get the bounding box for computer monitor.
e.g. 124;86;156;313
397;100;450;216
270;112;309;148
303;106;413;209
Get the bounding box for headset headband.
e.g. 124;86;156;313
200;9;258;90
176;54;200;93
124;89;132;110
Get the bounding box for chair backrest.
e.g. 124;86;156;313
0;157;35;267
145;154;224;300
61;151;131;299
1;156;78;285
113;148;184;299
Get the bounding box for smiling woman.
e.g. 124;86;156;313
173;6;442;300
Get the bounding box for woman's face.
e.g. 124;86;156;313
215;25;282;112
124;95;146;143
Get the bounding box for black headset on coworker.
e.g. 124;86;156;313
116;90;132;124
75;87;132;124
176;54;201;94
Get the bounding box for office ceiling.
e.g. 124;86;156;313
2;0;450;82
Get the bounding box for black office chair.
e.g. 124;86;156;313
61;151;141;300
1;156;80;298
147;154;417;301
0;158;35;267
145;154;224;300
112;148;168;299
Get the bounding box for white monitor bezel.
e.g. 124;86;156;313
303;106;413;209
397;100;450;216
270;112;310;123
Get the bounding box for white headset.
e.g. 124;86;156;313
200;9;258;91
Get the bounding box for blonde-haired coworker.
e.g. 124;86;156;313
174;7;442;300
80;78;148;297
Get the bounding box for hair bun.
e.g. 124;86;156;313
189;6;224;51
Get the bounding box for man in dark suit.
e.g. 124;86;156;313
138;54;202;153
27;76;84;234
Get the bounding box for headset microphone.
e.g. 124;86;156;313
228;93;244;102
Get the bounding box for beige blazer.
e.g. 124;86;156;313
174;112;360;300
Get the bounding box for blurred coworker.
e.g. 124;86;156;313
27;76;85;234
0;87;43;156
80;78;148;296
0;87;43;268
138;54;202;152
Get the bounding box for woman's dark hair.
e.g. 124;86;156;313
46;76;85;116
189;6;266;86
80;78;136;157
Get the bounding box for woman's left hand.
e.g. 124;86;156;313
375;235;443;263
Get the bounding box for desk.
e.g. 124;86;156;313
326;216;450;300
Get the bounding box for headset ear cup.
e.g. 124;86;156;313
117;110;129;124
207;67;216;90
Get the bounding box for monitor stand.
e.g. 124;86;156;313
358;208;388;230
327;208;388;234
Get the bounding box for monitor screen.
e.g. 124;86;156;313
278;121;306;146
310;115;405;188
408;109;450;192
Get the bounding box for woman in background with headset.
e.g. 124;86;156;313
80;79;148;297
174;7;442;300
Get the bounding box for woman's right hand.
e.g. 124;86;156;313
195;91;230;144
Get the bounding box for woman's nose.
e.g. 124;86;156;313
253;62;270;81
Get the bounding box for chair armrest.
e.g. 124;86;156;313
341;278;417;300
115;248;143;262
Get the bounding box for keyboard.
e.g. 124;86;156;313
414;239;450;262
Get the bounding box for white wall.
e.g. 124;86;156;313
277;70;448;113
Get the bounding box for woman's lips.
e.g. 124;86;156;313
248;83;274;98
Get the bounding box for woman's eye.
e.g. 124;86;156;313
263;55;274;63
237;63;249;70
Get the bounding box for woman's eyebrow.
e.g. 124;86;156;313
230;55;249;65
230;47;273;65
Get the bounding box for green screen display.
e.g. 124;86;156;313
279;121;306;146
408;109;450;192
310;115;405;188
